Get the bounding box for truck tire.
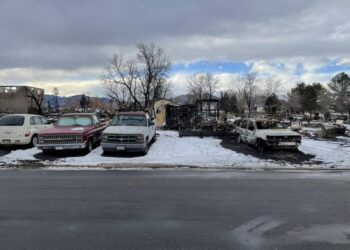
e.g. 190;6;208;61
257;139;265;152
85;139;93;153
143;140;149;155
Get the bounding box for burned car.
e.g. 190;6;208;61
235;118;301;150
37;113;108;154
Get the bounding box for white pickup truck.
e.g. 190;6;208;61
101;112;156;154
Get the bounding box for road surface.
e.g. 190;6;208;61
0;169;349;249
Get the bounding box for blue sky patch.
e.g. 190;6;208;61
171;61;249;74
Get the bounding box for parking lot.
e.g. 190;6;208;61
0;131;349;169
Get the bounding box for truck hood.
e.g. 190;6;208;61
39;126;91;135
256;129;300;137
103;126;148;135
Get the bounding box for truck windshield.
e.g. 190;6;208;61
111;115;147;126
57;116;93;126
0;116;25;126
256;121;280;129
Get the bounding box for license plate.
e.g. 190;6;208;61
2;139;10;144
55;146;64;150
117;146;125;151
279;142;296;146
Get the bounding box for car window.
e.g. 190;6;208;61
248;121;255;131
0;116;25;126
240;120;247;129
40;117;48;124
57;116;93;127
256;121;279;129
93;116;100;125
34;117;43;125
111;115;147;127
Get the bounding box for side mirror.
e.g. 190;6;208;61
149;121;154;127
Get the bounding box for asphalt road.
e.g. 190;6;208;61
0;169;350;250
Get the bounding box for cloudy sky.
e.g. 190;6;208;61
1;0;350;96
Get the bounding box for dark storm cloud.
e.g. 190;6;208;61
0;0;349;69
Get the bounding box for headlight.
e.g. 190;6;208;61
136;134;144;143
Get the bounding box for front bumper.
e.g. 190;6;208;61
101;142;145;152
265;140;300;149
37;143;87;150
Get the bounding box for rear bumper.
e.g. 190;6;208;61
0;138;31;145
101;142;145;152
37;143;87;150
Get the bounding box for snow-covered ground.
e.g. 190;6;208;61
299;137;350;167
46;131;272;168
0;130;349;168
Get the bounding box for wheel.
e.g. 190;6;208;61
236;134;242;144
151;134;157;142
85;139;93;153
143;140;149;155
257;139;265;152
30;135;38;147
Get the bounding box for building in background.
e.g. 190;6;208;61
0;85;45;114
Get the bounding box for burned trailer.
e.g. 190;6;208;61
166;104;196;130
195;99;220;128
179;99;233;137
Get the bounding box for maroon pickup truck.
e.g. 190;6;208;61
37;113;108;154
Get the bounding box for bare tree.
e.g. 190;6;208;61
187;73;207;102
264;77;281;98
234;71;259;117
187;72;219;102
24;87;44;115
102;43;171;110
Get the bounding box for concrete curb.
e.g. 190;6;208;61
2;161;350;172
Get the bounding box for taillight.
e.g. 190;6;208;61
24;131;31;137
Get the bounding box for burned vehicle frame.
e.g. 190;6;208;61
235;118;302;151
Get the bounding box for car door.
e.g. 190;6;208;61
239;119;248;142
29;116;40;135
38;117;53;130
246;120;256;144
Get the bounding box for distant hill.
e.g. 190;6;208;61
44;95;111;109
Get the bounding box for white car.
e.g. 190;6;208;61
0;114;53;146
101;112;156;154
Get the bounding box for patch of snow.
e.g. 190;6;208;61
299;138;350;167
54;131;269;168
0;147;41;164
0;131;349;169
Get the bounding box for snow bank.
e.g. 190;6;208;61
1;147;40;164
